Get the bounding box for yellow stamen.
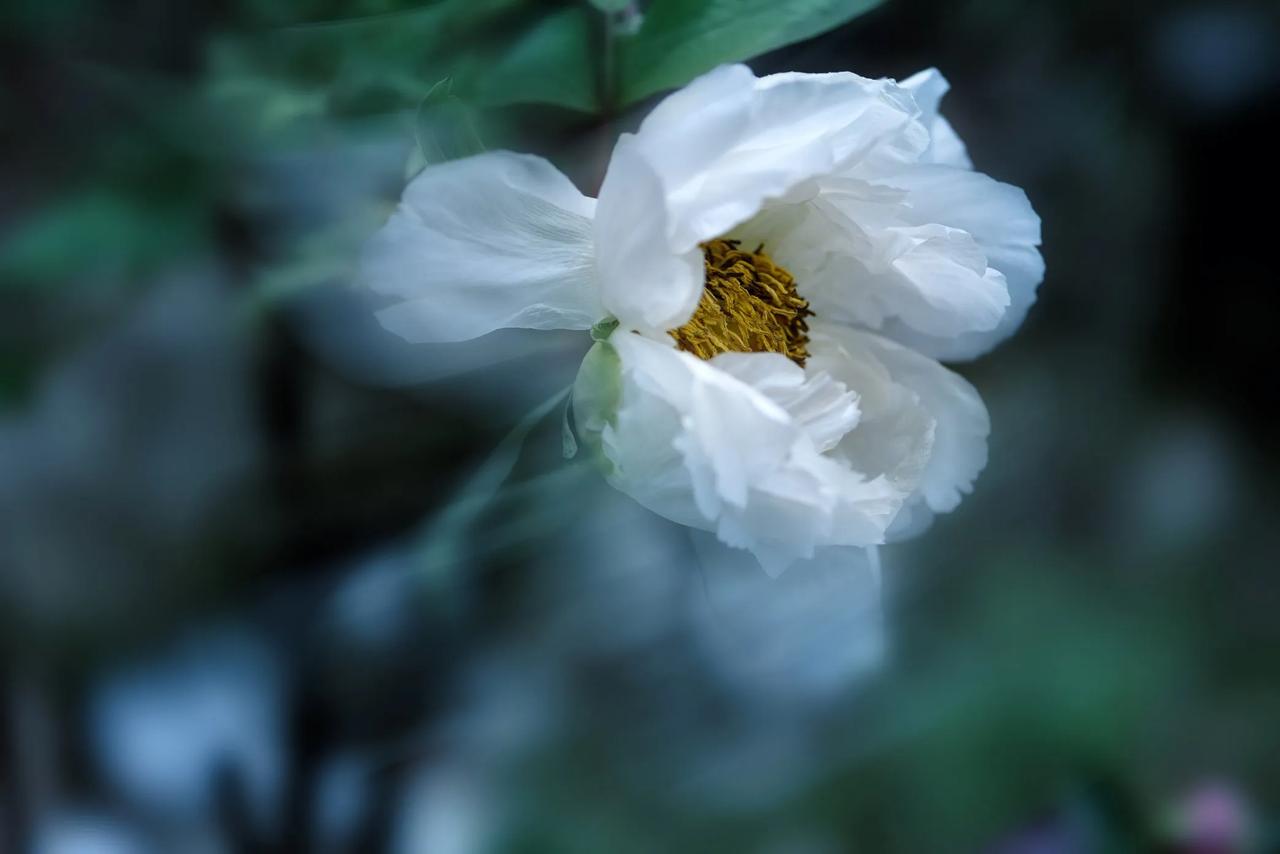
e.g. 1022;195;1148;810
670;239;812;366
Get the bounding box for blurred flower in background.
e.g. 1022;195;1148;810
2;0;1279;852
89;630;284;835
1161;781;1260;854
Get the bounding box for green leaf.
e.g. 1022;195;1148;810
471;5;598;113
617;0;886;105
0;192;205;287
247;200;390;309
213;0;603;118
415;385;574;588
211;0;886;122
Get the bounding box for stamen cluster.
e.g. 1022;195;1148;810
671;239;812;365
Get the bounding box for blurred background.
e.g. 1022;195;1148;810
3;0;1280;851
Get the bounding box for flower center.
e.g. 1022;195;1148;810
670;239;812;366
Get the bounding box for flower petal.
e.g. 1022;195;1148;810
709;351;860;453
825;217;1012;337
900;68;972;168
806;327;936;496
593;138;705;336
594;64;928;332
812;323;990;514
871;165;1044;360
722;71;1041;358
577;333;904;574
362;151;601;343
689;533;884;698
748;176;1013;341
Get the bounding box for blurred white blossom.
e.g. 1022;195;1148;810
32;812;155;854
89;630;284;832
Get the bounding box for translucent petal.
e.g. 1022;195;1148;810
363;151;601;343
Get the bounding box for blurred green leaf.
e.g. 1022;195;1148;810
472;5;598;113
248;199;391;309
213;0;600;117
0;353;41;410
617;0;886;105
0;192;206;287
588;0;632;12
415;386;575;589
213;0;887;120
0;62;228;292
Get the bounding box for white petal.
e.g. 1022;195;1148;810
362;151;601;343
806;327;936;495
871;165;1044;360
689;533;884;701
892;165;1041;252
714;68;1041;359
709;352;860;453
812;323;990;514
593;138;705;335
884;497;936;541
576;333;904;573
865;336;989;513
610;334;795;516
751;176;1010;340
900;68;973;168
740;162;1039;353
594;64;928;332
821;216;1011;337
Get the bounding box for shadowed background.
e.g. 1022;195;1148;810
2;1;1279;851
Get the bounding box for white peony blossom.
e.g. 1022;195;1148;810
362;64;1043;576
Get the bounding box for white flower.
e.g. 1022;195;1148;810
362;64;1042;576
